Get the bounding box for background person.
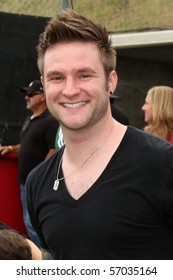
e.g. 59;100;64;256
0;221;42;260
0;80;59;247
109;94;129;125
141;85;173;141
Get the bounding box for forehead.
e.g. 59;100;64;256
44;41;103;71
146;93;151;102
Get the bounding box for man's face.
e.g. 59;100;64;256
25;92;44;111
42;41;117;130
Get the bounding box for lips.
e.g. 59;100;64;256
63;101;87;108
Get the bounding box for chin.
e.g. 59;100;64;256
62;121;86;130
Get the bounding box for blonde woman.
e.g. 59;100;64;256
141;85;173;141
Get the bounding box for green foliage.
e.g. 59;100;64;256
0;0;173;32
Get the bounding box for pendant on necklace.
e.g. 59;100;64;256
53;180;59;191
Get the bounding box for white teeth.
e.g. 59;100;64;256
63;102;86;108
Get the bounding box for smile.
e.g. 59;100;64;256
63;101;87;108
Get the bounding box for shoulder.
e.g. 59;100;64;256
27;151;58;181
40;111;59;130
26;148;63;195
127;126;169;145
27;239;42;260
126;126;173;163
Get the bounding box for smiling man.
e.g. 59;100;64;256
27;9;173;260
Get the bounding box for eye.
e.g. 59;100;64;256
54;75;63;80
80;73;91;80
49;74;63;82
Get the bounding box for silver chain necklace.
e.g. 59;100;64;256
53;122;115;191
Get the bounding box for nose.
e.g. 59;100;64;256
141;104;145;111
62;77;80;97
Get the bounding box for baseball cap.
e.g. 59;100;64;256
20;80;44;94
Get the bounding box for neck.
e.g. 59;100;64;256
62;117;115;164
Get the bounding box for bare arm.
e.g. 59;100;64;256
0;144;21;155
27;239;42;260
44;148;56;160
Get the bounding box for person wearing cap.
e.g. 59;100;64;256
0;80;59;248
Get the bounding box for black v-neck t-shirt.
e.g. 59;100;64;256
27;126;173;259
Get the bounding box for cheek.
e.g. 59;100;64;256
45;92;56;112
145;109;153;123
45;86;58;102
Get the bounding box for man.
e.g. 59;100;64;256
27;10;173;259
0;80;59;247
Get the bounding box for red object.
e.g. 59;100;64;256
170;133;173;144
0;153;27;234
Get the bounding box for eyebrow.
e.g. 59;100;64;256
46;70;61;77
77;67;95;72
46;68;96;78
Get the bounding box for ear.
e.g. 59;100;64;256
40;75;44;87
108;70;118;93
40;76;45;94
40;94;46;102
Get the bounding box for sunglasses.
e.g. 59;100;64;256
26;92;42;98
